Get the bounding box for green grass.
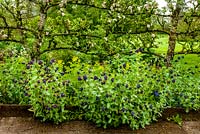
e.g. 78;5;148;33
155;35;183;54
154;35;200;69
154;35;200;78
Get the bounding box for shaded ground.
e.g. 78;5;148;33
0;105;199;134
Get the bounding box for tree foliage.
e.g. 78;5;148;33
0;0;200;65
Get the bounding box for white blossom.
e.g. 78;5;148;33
144;4;150;10
151;34;156;38
128;6;133;13
2;34;8;38
61;12;65;16
102;1;106;8
104;37;108;41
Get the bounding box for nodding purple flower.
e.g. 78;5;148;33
83;75;87;81
28;60;34;65
135;48;143;53
123;63;126;68
52;104;58;108
46;106;51;111
104;75;108;80
93;76;98;80
43;79;47;84
50;59;56;64
136;84;141;89
153;90;159;97
172;79;176;83
131;111;135;116
26;65;31;69
38;60;43;65
24;92;29;96
111;78;114;82
78;76;82;81
60;93;65;97
122;108;126;113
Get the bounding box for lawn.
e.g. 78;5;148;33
154;35;200;69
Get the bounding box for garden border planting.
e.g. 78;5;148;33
0;104;199;134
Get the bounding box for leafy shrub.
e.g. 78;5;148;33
165;60;200;112
71;58;168;129
1;54;199;129
0;50;30;104
24;59;83;123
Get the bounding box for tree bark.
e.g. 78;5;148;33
166;5;181;67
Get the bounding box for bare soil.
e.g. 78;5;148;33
0;104;199;134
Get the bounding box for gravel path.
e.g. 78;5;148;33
0;117;199;134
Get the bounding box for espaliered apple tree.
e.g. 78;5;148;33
0;0;200;66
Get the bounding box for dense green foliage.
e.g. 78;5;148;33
0;0;200;130
0;51;199;129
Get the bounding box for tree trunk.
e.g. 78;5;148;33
166;5;181;67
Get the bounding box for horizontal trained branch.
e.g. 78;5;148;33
0;39;23;43
0;26;38;36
